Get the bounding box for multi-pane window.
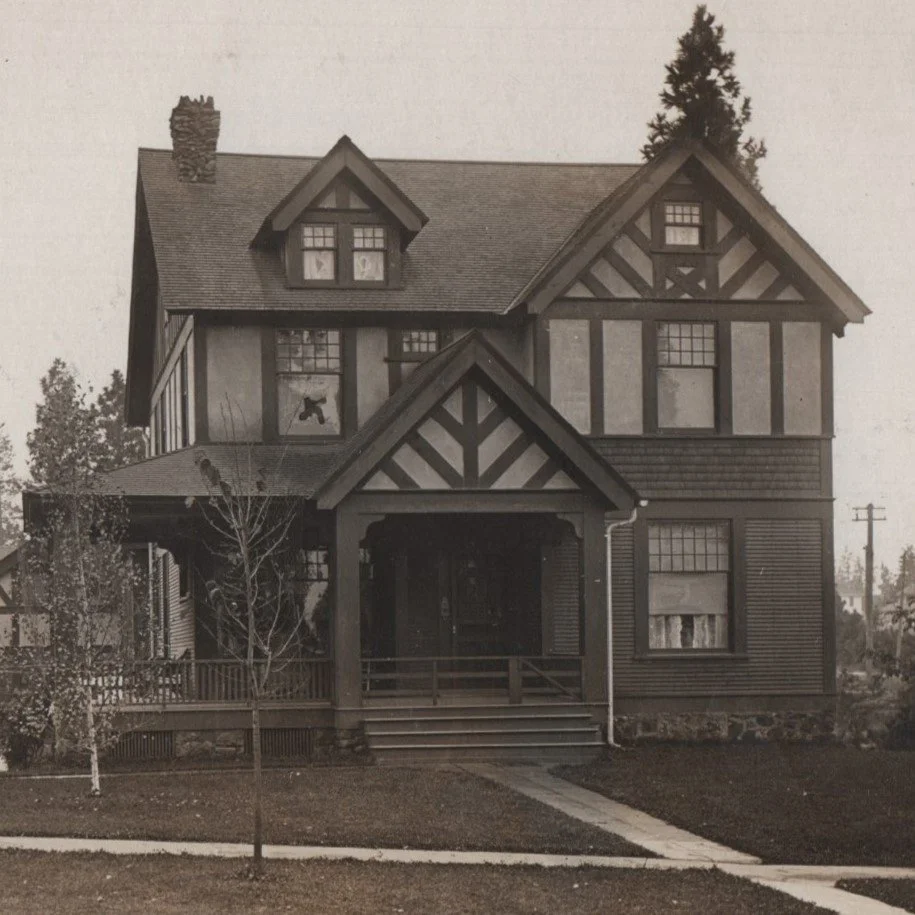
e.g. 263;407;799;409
657;322;716;429
302;225;337;281
276;329;343;436
648;522;730;650
664;202;702;247
352;225;386;282
401;330;439;358
294;547;330;655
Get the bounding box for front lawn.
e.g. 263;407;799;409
0;768;641;856
556;744;915;865
0;851;824;915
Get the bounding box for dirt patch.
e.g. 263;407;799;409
837;878;915;913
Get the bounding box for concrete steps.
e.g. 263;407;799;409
364;703;604;765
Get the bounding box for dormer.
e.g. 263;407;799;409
252;136;428;290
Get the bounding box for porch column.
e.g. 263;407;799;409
333;505;362;729
582;504;608;706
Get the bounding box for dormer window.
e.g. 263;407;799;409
353;226;387;282
664;202;702;247
302;225;337;281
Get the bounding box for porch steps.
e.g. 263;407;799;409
364;704;604;764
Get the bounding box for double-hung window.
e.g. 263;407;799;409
657;321;717;430
353;226;386;283
648;522;730;651
302;225;337;281
276;329;343;437
663;201;703;247
294;547;330;655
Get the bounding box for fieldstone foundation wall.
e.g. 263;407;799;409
174;729;246;759
614;709;835;744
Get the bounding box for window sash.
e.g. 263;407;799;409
400;329;440;359
276;329;342;374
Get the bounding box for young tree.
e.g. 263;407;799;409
643;4;767;187
23;360;148;792
192;435;304;875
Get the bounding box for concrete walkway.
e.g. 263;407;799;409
463;763;760;864
463;764;913;914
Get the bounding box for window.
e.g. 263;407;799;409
657;321;716;430
276;329;343;437
664;202;702;247
294;548;330;655
400;330;439;359
302;225;337;281
353;226;386;282
179;348;189;448
648;522;730;650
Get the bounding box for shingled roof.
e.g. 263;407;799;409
137;148;638;314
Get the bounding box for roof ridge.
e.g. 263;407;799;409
138;147;640;168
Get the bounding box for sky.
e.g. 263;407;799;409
0;0;913;568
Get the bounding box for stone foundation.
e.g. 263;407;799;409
174;729;246;759
614;709;835;744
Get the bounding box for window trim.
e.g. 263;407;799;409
654;320;719;434
273;327;350;441
634;514;747;658
652;193;712;253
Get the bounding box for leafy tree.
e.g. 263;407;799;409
95;370;146;472
21;360;149;790
643;4;767;186
0;424;21;550
192;422;303;876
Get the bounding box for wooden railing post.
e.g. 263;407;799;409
508;657;522;704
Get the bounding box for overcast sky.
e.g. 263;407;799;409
0;0;912;567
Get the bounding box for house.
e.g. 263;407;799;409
36;96;869;759
0;544;49;653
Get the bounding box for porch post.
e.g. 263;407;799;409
582;504;608;706
333;503;362;729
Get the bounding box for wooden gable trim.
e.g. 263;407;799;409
521;147;693;314
690;146;868;324
316;332;639;510
260;137;427;243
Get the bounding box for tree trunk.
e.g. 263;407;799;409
251;672;264;875
85;686;101;797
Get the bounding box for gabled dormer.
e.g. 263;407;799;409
251;136;428;290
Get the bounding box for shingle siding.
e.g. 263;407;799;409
594;438;824;499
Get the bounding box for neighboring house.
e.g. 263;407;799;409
28;96;869;759
0;544;49;652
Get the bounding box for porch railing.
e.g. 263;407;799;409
0;659;334;707
361;655;584;704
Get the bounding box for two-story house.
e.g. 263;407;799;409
96;96;867;761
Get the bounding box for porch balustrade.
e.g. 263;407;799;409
361;655;585;704
0;659;334;707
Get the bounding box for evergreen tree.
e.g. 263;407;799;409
643;4;767;187
95;370;146;472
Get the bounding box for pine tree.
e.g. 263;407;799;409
643;5;767;187
95;370;146;472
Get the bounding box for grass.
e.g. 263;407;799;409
0;767;642;856
836;878;915;912
555;743;915;865
0;850;825;914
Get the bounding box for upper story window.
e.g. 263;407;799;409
663;201;702;248
302;225;337;281
292;217;395;288
401;330;439;359
657;321;716;430
648;521;730;651
276;329;342;437
353;226;387;282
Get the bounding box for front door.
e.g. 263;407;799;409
450;547;508;656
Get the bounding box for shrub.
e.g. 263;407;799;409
0;682;52;768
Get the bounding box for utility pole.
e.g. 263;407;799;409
853;503;886;676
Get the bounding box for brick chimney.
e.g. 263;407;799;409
169;96;220;183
